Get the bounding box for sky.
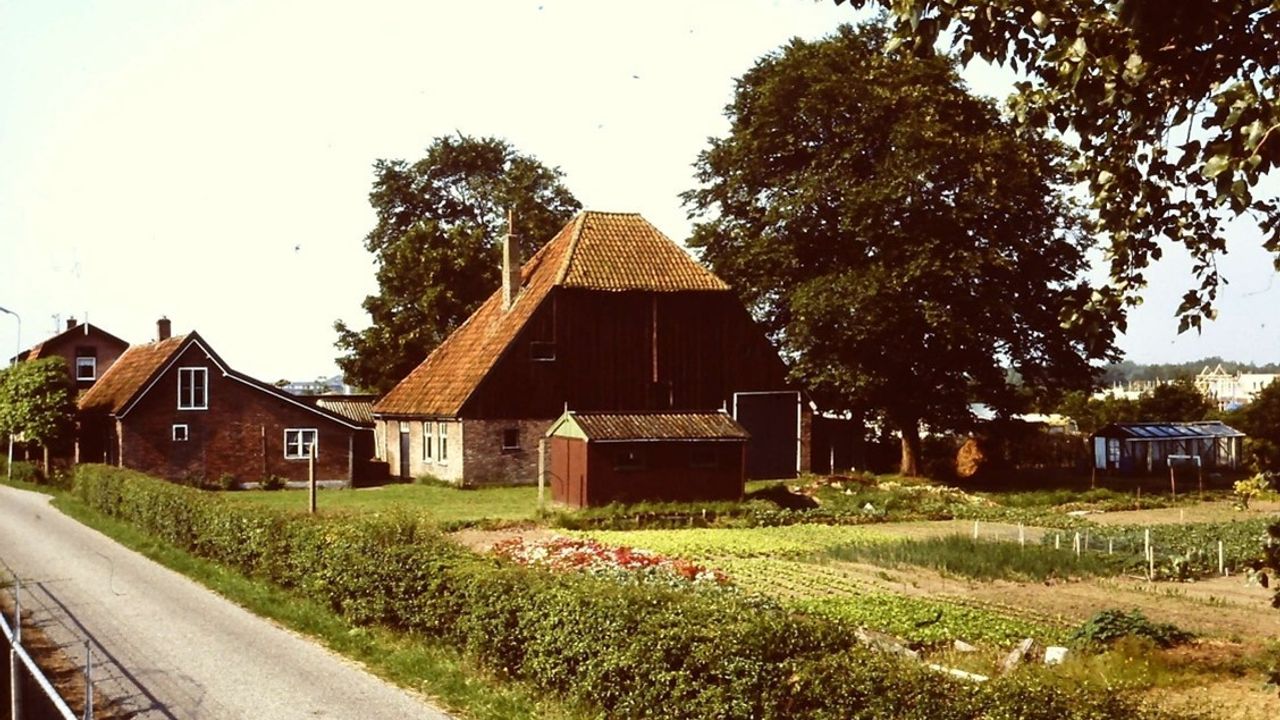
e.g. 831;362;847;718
1;0;1277;384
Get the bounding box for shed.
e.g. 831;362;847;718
544;411;749;507
1091;421;1245;474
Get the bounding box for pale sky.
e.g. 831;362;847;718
2;0;1277;384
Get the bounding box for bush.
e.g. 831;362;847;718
1070;609;1193;649
70;464;1187;720
259;474;285;491
216;473;238;492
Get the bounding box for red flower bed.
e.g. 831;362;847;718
491;536;730;586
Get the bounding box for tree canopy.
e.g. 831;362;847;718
335;135;581;393
1235;380;1280;473
684;23;1113;475
0;357;76;450
840;0;1280;335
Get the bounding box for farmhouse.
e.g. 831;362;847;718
545;410;749;507
14;317;130;393
1090;421;1245;474
77;321;375;484
373;210;810;486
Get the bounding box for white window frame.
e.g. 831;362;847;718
285;428;318;459
437;421;448;464
423;421;433;461
172;424;189;442
177;367;209;410
75;356;97;381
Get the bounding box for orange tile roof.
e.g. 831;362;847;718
78;335;188;414
374;211;730;417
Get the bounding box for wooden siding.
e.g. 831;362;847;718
464;288;791;418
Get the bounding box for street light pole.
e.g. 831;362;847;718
0;305;20;483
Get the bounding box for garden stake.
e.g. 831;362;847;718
972;521;979;540
1055;534;1060;550
1018;524;1025;547
1073;532;1080;557
1108;539;1113;555
1219;541;1225;575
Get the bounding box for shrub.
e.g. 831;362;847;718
216;473;238;492
69;464;1188;720
1070;609;1193;649
259;474;285;491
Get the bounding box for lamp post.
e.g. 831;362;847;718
0;305;19;483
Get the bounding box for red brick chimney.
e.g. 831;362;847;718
157;316;171;341
65;316;78;330
502;210;520;311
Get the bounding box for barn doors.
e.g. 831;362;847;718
733;391;800;479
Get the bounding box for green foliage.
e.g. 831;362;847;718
1053;380;1213;434
575;525;890;559
796;595;1065;647
1070;609;1193;649
259;474;285;491
0;356;76;446
71;464;1179;720
334;134;580;393
1232;473;1273;510
1237;381;1280;472
825;535;1123;582
1042;519;1273;580
842;0;1280;334
684;22;1109;475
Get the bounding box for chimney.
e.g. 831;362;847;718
157;316;171;341
502;210;520;310
66;316;78;330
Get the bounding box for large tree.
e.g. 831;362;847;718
840;0;1280;335
335;135;580;393
0;357;75;474
684;23;1113;475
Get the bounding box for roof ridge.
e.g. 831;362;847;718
553;212;589;286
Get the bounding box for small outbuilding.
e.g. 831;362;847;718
544;411;749;507
1091;421;1245;474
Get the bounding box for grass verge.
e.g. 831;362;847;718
43;492;585;720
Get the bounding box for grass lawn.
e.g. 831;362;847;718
226;482;541;525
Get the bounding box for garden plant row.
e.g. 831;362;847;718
73;465;1185;720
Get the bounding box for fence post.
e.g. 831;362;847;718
972;521;979;540
308;443;317;515
1073;532;1081;557
1108;538;1113;555
1018;523;1025;547
83;642;92;720
11;578;21;720
1055;533;1060;550
1218;540;1225;576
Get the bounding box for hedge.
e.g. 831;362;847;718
72;464;1180;720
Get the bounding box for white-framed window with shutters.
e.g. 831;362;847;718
285;429;318;459
178;367;208;410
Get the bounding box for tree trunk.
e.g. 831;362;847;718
899;421;922;477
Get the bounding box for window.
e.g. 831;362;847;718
437;421;448;463
614;448;644;472
530;341;556;361
285;429;318;459
423;421;433;461
172;424;189;442
1107;438;1121;466
75;356;97;381
178;368;208;409
502;428;520;451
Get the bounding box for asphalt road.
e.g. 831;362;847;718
0;483;453;719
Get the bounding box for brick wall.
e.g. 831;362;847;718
460;418;554;486
118;343;360;483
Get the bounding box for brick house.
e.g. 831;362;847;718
15;317;130;393
373;211;810;486
78;322;374;484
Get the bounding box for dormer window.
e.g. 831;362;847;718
178;367;208;410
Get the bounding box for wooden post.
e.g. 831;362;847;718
1108;538;1113;555
972;520;979;540
1169;463;1177;499
83;641;93;720
1018;523;1025;547
1197;461;1203;497
537;438;546;513
308;443;317;515
1218;540;1225;576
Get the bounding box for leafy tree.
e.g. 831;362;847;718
683;23;1112;475
1136;379;1213;422
1237;380;1280;472
839;1;1280;335
335;134;581;393
0;357;76;473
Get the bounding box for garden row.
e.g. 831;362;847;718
72;464;1180;720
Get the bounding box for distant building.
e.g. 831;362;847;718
14;317;129;394
1194;364;1280;410
280;375;354;396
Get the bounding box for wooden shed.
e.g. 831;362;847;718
1091;421;1245;474
544;411;749;507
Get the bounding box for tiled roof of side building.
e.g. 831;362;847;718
313;396;377;427
569;412;750;441
373;211;731;417
78;335;188;414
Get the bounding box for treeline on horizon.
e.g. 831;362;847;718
1100;358;1280;385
